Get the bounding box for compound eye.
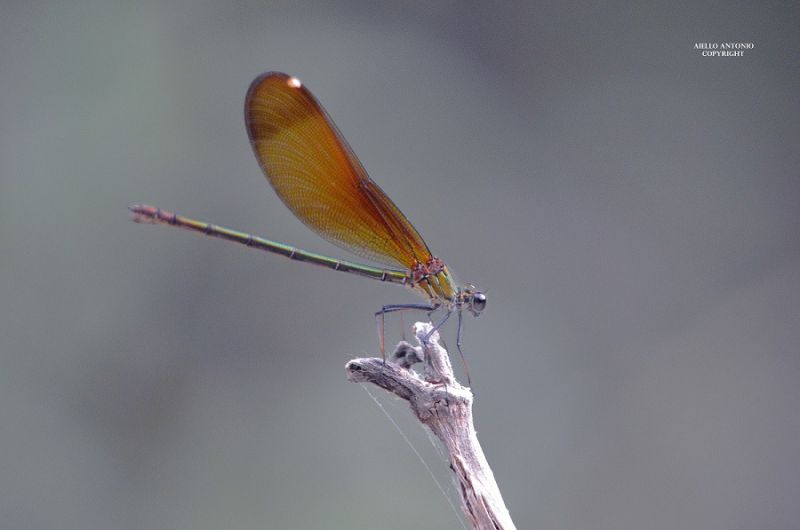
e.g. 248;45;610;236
471;292;487;312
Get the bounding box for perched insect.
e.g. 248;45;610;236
131;72;486;379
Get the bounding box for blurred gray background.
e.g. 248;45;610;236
1;1;798;529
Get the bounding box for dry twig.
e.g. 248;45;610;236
345;322;516;530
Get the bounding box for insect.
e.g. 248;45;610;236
131;72;486;377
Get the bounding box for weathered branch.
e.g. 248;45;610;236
345;323;516;530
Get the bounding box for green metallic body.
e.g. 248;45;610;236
131;204;412;286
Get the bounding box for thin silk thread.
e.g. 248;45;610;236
360;384;468;530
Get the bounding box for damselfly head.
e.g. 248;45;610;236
460;285;487;316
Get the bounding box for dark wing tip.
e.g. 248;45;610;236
244;72;302;108
244;72;306;144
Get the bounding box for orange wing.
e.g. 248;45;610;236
244;72;432;269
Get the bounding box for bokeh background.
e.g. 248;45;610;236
1;1;798;529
